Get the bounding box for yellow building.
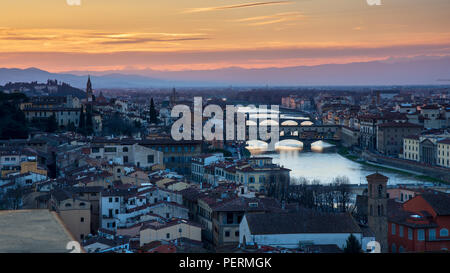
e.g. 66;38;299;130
1;159;47;178
50;189;92;242
139;219;201;246
437;139;450;168
403;136;420;162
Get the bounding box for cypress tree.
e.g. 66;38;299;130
149;98;158;124
343;234;362;253
85;105;94;135
78;106;86;135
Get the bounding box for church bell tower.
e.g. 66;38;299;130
86;76;93;102
367;172;388;253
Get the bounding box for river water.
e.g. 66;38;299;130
246;141;430;186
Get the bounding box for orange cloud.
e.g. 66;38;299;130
182;1;293;14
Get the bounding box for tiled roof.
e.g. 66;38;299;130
245;211;362;235
420;192;450;216
366;172;389;181
378;122;422;128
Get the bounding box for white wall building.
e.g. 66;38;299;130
239;212;370;250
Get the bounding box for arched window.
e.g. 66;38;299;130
378;184;383;198
440;228;449;237
79;202;86;207
65;203;72;207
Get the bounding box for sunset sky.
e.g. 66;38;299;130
1;0;450;72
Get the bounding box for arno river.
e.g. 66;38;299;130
247;141;430;186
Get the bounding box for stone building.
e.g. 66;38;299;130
367;172;389;253
376;122;423;156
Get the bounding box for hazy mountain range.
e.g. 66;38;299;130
1;56;450;88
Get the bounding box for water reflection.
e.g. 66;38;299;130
246;141;428;185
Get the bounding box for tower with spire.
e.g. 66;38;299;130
86;76;93;102
169;87;177;108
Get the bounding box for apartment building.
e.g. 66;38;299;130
89;142;163;170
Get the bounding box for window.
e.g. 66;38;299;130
123;147;128;152
147;155;154;163
392;244;396;253
378;184;383;197
226;213;234;224
399;226;403;237
123;156;128;163
225;231;230;237
109;197;113;203
166;233;170;239
235;231;239;237
429;229;436;240
80;217;84;222
79;202;85;207
115;197;119;202
418;229;425;241
408;228;413;240
392;223;396;235
65;203;72;207
105;147;117;153
249;176;255;184
440;228;449;237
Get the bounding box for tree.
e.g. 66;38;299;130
0;184;24;210
0;94;29;139
343;234;362;253
46;114;58;133
149;98;158;124
67;121;76;132
78;106;86;135
85;105;94;135
101;112;141;137
333;176;351;212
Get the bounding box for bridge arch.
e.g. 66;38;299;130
275;139;303;149
260;119;279;126
281;120;299;126
245;140;269;149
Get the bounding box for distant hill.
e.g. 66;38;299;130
0;79;86;99
0;68;196;89
1;56;450;87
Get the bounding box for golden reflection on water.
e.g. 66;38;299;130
246;141;331;155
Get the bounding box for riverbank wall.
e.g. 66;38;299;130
361;151;450;183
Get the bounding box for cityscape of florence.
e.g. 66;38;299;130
0;0;449;265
